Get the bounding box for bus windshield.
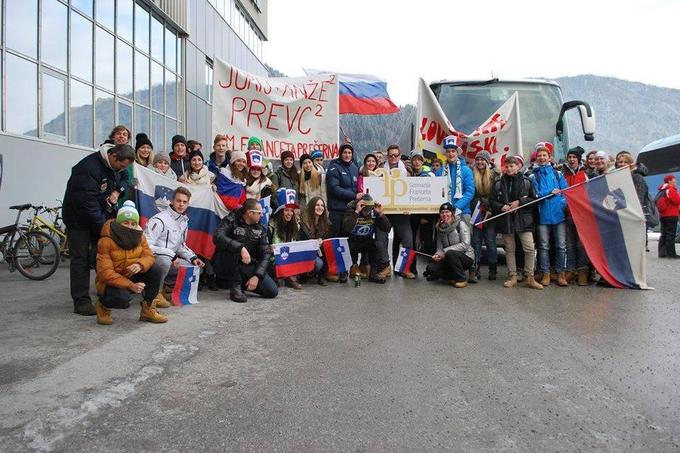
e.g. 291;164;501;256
431;81;567;160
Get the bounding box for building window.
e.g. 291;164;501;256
71;11;93;82
42;0;68;72
7;0;38;59
117;39;134;99
151;14;164;63
165;70;177;118
152;111;164;151
72;0;93;18
135;3;150;54
95;89;114;145
135;105;150;139
117;0;134;43
135;51;150;106
70;79;94;147
96;0;115;32
96;27;115;91
117;100;133;132
206;59;214;104
6;54;38;136
165;29;177;73
151;61;164;113
41;71;67;138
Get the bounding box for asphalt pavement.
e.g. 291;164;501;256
1;241;679;452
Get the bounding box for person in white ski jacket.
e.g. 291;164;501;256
144;186;204;306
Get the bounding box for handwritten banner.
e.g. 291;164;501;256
211;59;339;160
362;169;448;214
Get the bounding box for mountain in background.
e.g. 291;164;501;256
338;75;680;159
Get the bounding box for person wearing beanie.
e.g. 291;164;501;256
588;150;610;177
151;152;175;179
180;150;215;186
245;150;273;201
468;150;500;283
490;155;543;290
170;134;189;179
298;153;326;208
562;146;590;285
134;133;154;167
310;149;325;174
408;149;437;271
424;202;475;288
247;136;263;151
531;142;569;287
341;193;392;284
209;148;247;211
271;150;300;193
441;135;475;219
94;200;167;325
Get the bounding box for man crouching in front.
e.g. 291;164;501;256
213;198;279;303
94;201;167;325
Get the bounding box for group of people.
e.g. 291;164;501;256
62;125;680;325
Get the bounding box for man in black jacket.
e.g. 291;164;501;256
213;198;278;303
63;143;135;315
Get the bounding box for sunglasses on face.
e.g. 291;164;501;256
388;153;400;158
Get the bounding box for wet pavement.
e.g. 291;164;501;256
1;241;679;452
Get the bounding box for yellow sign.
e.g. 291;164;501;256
363;169;448;214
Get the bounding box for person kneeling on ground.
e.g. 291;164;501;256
144;187;205;308
213;198;279;303
341;194;392;283
425;202;475;288
95;201;167;325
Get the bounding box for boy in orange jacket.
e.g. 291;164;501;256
95;201;166;325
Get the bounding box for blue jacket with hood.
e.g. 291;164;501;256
442;159;475;215
326;156;359;212
531;163;568;224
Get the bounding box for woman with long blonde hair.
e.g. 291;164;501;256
298;153;326;208
469;151;500;282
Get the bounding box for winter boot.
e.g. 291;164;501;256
540;272;551;287
368;272;386;284
140;301;168;323
74;301;97;316
285;277;302;290
207;273;218;291
153;291;171;309
326;273;340;283
317;274;329;286
95;300;113;325
550;271;558;282
488;264;497;281
577;269;589;286
525;275;544;290
557;272;569;287
349;265;360;279
454;280;468;288
468;267;478;284
564;271;576;284
230;286;247;303
377;265;392;280
358;264;370;279
503;274;518;288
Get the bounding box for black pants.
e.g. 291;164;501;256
216;252;278;298
329;210;346;238
348;238;389;272
100;263;163;308
410;214;436;255
659;216;678;257
426;250;473;283
68;228;98;307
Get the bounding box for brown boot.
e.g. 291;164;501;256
358;264;370;279
153;291;171;308
525;275;544;290
564;271;576;283
140;301;168;323
577;269;589;286
326;274;340;282
349;264;360;278
540;272;551;287
557;272;568;287
454;281;468;288
95;300;113;325
550;271;558;282
503;274;518;288
376;265;392;279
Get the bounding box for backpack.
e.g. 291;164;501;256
655;189;671;213
645;190;659;228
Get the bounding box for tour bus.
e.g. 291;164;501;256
410;79;596;162
636;134;680;192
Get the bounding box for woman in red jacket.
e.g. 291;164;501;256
657;175;680;258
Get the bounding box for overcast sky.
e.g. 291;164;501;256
263;0;680;105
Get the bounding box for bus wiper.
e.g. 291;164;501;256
447;79;499;87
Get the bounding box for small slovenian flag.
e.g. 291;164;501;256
471;201;485;229
258;195;271;227
171;265;200;306
322;237;352;275
273;239;319;278
394;246;416;274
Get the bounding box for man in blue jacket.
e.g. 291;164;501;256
441;136;475;223
326;143;361;236
63;143;135;315
531;142;568;287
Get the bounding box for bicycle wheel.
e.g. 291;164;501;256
13;231;60;280
36;226;69;257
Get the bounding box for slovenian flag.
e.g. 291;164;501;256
471;201;485;229
209;161;246;211
394;246;417;274
563;168;650;289
305;69;399;115
258;195;271;227
171;265;200;306
322;238;352;275
134;163;228;259
273;239;320;278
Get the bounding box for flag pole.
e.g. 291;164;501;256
474;164;633;227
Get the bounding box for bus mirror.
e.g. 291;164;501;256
556;101;596;142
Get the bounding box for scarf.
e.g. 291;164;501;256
110;222;143;250
186;166;212;185
450;162;463;199
152;166;176;179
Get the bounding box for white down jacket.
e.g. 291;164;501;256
144;207;196;260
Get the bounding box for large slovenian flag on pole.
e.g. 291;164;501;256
322;238;352;275
305;69;399;115
134;163;229;259
273;239;320;278
563;167;650;289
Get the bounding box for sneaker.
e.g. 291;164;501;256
74;302;96;316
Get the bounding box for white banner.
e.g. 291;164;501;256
362;169;448;214
417;78;522;168
212;59;339;160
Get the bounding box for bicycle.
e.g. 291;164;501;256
24;203;69;257
0;204;60;280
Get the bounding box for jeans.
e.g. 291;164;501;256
426;250;473;282
217;251;278;298
565;217;589;271
68;228;98;307
387;214;416;273
537;223;566;273
659;216;678;257
100;263;163;308
503;232;535;276
471;224;498;268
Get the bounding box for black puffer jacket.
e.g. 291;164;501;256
213;208;271;278
490;173;537;234
632;163;650;212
